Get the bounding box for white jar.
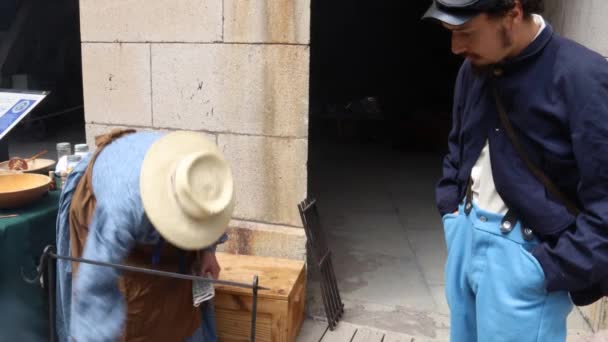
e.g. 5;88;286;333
56;142;71;161
74;144;89;158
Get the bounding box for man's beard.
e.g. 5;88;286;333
470;26;513;74
471;62;493;76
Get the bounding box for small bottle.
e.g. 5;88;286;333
74;144;89;157
56;142;71;161
66;155;82;174
56;142;71;175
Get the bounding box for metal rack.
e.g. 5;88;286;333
24;245;265;342
298;198;344;330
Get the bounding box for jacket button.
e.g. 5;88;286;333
479;216;488;222
494;68;504;76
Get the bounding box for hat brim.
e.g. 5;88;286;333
422;2;476;26
140;131;235;250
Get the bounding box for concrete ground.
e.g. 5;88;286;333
306;140;593;341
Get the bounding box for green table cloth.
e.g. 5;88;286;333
0;190;60;341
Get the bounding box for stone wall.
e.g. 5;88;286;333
79;0;311;260
545;0;608;57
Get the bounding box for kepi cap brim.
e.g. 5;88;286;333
422;2;477;26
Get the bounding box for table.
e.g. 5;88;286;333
0;190;59;341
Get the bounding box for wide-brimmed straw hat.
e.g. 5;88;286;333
140;131;235;250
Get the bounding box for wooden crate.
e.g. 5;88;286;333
214;252;306;342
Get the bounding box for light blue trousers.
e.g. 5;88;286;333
443;202;573;342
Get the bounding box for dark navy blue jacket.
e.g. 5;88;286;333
436;24;608;304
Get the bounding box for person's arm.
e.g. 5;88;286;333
71;204;138;341
533;85;608;292
436;63;468;216
197;233;228;279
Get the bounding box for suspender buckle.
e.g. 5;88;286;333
464;201;472;215
522;227;535;241
500;210;518;234
500;220;513;233
464;178;474;215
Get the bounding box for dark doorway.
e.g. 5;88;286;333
2;0;85;160
307;0;462;333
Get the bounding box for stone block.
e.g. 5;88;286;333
559;0;608;56
217;134;307;227
217;220;307;260
85;123;217;151
82;44;152;126
151;43;309;137
544;0;566;34
224;0;310;44
79;0;222;42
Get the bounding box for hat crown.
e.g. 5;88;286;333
173;151;234;220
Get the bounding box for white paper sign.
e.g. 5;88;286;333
0;89;48;140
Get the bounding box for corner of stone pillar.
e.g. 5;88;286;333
216;219;307;261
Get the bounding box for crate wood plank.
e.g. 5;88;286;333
287;269;306;340
215;289;289;341
216;252;305;300
216;307;274;342
214;252;306;342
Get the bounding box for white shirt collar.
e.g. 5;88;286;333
532;14;546;40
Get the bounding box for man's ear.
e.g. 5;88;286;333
509;0;525;23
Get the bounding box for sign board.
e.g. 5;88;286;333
0;89;48;140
